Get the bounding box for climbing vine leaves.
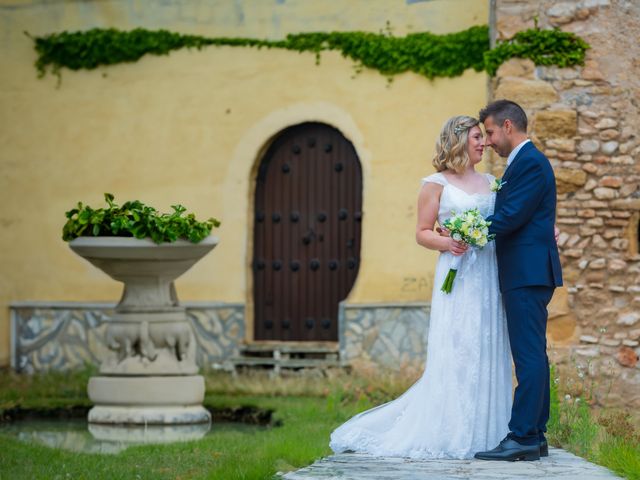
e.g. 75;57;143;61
29;25;588;80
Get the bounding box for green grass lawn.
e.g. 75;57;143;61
0;368;370;479
0;366;638;480
0;394;361;480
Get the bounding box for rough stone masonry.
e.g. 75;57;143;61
491;0;640;408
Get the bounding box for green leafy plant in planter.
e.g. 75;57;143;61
62;193;220;244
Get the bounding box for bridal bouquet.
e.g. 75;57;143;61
440;208;495;294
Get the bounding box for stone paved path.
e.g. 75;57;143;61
282;448;619;479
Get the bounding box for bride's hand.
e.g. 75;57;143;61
448;238;468;256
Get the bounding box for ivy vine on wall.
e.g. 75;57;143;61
484;27;589;76
28;25;589;80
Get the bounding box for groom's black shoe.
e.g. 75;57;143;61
474;437;540;462
540;439;549;457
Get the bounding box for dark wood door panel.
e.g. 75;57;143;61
253;123;362;341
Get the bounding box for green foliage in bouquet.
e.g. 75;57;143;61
62;193;220;244
443;208;495;248
440;208;494;294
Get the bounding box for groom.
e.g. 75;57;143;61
475;100;563;461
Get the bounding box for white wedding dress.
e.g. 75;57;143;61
330;172;512;459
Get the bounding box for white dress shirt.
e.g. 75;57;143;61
507;139;531;167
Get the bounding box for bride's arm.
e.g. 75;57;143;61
415;183;467;255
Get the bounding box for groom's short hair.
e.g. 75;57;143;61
479;100;528;133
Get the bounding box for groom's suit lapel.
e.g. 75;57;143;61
501;141;535;183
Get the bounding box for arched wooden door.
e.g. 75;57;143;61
253;122;363;342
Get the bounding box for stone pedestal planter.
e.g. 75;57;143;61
69;236;218;425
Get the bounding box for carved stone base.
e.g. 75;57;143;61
88;375;210;424
99;348;199;376
88;405;211;425
88;422;210;443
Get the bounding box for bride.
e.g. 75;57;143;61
329;115;512;459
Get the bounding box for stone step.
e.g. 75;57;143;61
240;342;339;355
229;357;341;369
229;342;342;374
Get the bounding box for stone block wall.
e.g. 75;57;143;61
492;0;640;407
11;301;430;374
10;302;244;373
339;303;430;369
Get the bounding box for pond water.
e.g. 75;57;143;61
0;419;262;454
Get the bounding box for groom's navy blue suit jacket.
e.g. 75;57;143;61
488;141;563;292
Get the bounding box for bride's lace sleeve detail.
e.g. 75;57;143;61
421;172;447;187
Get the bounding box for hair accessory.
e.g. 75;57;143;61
453;125;467;135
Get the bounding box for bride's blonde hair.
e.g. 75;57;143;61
432;115;479;173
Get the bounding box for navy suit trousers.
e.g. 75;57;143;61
502;285;555;445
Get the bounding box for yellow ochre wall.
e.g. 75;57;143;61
0;0;489;365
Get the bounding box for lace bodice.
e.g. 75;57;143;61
421;172;496;225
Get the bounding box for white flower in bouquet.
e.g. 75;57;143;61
440;208;495;293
